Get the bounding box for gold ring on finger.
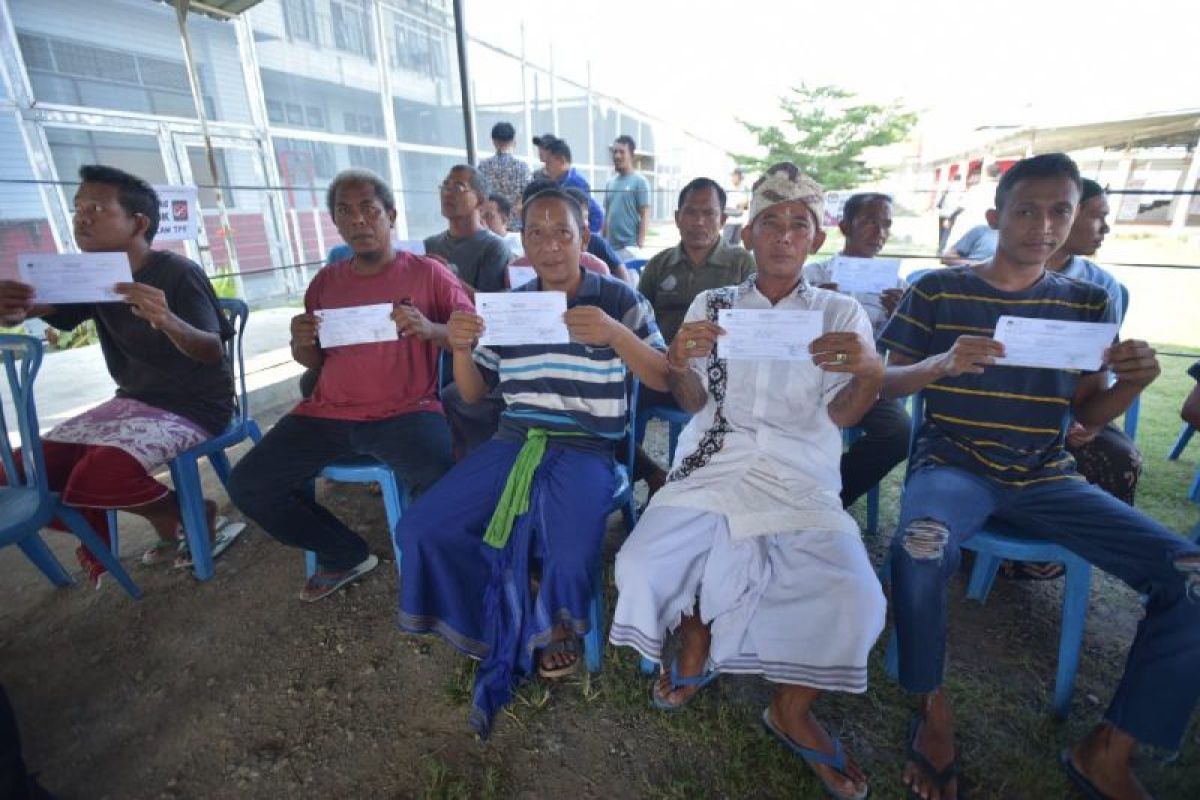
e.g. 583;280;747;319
685;339;696;349
833;351;849;364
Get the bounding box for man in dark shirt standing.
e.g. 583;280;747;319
0;165;236;584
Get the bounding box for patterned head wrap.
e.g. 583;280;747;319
747;162;825;228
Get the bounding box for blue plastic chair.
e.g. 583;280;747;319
0;335;142;598
884;393;1091;718
304;458;408;578
634;403;691;467
624;258;648;283
1169;424;1195;461
1114;283;1141;441
1188;465;1200;544
108;298;262;580
583;377;642;673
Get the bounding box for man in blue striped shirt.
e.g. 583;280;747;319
395;187;667;738
881;153;1200;800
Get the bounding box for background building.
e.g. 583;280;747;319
0;0;728;303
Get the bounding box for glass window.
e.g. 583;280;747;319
469;41;526;156
398;150;463;239
185;146;274;273
385;4;464;150
13;0;251;123
0;113;57;278
249;0;386;139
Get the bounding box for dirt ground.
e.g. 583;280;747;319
2;402;1198;799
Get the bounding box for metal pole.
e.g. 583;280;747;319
174;0;241;279
451;0;477;165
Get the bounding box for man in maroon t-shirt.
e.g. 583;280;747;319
229;169;473;602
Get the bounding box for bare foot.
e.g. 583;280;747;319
903;691;958;800
652;614;711;708
1069;723;1152;800
767;697;867;798
538;625;579;677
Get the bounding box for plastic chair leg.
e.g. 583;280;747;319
965;551;1003;602
1053;560;1091;719
1169;424;1196;460
107;509;120;556
584;566;604;673
247;419;264;444
207;450;233;486
169;455;214;581
304;550;318;578
379;477;406;572
640;657;658;675
58;505;142;599
18;533;74;588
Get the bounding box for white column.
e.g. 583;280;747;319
1170;133;1200;231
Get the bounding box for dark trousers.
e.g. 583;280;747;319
228;411;453;571
841;397;911;507
1067;423;1142;505
442;382;504;456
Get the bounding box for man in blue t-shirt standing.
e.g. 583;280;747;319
880;153;1200;800
603;134;651;256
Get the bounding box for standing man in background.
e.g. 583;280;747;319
478;122;530;232
604;135;652;258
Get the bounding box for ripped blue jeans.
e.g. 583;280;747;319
890;464;1200;750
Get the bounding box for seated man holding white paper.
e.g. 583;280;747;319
611;164;886;800
0;164;237;585
395;186;668;738
228;169;471;602
879;153;1200;800
803;192;911;508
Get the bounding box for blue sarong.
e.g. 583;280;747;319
395;439;615;737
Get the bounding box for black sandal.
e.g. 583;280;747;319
906;716;962;799
537;637;581;679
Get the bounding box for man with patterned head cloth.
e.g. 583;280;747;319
610;163;886;800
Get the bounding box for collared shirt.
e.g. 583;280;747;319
603;171;651;249
650;278;872;539
803;256;907;338
478;152;531;231
881;266;1114;486
474;268;665;444
638;238;757;342
1057;255;1124;325
557;167;604;233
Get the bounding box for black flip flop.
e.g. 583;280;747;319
1059;749;1113;800
906;716;962;800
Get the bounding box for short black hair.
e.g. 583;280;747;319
521;187;584;233
841;192;892;226
522;178;559;203
543;138;572;162
78;164;160;242
677;177;726;210
490;121;515;142
994;153;1081;211
487;192;512;219
561;186;590;213
326;168;395;218
614;134;636;155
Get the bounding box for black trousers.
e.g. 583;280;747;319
841;397;911;507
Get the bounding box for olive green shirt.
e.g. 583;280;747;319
637;239;756;342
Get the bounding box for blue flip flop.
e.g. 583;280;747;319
650;660;719;711
761;708;868;800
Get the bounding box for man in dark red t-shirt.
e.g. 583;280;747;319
229;169;472;602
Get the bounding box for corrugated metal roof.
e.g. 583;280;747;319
156;0;267;20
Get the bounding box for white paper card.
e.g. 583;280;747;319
315;303;397;348
829;256;901;295
992;315;1118;371
393;239;426;255
476;291;569;346
152;185;200;241
18;252;131;304
508;265;537;288
717;308;824;361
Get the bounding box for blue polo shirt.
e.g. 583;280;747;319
557;167;605;234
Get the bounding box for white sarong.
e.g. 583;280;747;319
610;505;886;693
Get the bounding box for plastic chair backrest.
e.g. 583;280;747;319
218;298;251;428
0;335;47;498
625;376;641;476
1117;282;1128;328
624;258;648;272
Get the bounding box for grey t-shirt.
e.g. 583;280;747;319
423;229;510;292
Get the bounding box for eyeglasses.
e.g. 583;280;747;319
334;203;385;220
438;181;471;194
